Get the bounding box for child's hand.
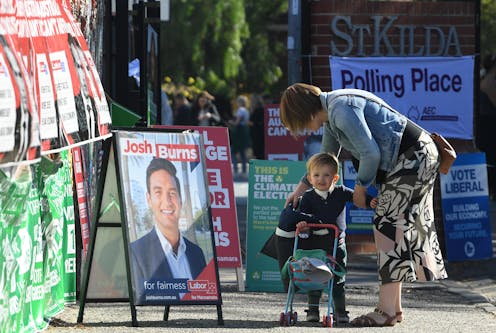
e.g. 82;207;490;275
296;221;309;232
370;197;378;209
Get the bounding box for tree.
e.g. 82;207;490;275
239;0;288;96
481;0;496;56
160;0;249;98
160;0;288;100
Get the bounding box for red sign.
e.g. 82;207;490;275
264;104;322;161
154;126;242;268
72;146;90;256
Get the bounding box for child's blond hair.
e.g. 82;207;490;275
306;153;339;175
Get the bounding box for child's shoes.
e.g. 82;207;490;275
305;307;320;322
335;311;350;324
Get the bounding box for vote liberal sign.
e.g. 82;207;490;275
440;153;493;262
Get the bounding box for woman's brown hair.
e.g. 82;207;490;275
279;83;323;135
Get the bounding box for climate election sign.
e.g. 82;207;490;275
330;56;474;139
440;153;493;261
245;159;306;292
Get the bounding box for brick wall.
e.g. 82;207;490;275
305;0;477;254
307;0;476;91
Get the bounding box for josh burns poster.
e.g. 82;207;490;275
114;130;221;305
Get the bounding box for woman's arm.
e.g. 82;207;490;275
353;184;368;208
285;180;310;207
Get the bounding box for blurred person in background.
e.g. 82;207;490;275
161;91;174;125
249;94;270;160
229;95;251;178
192;90;222;126
173;92;194;126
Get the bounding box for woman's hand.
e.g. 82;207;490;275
353;184;368;208
370;197;378;209
285;181;311;207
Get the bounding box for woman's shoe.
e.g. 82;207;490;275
350;308;397;327
396;311;404;323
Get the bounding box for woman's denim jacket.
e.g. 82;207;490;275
319;89;407;188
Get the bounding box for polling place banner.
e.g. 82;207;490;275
245;159;306;292
440;153;493;262
264;104;322;161
330;56;474;139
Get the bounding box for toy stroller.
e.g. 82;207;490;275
279;223;345;328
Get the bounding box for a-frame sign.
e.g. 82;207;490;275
78;129;223;326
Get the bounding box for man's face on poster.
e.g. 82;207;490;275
146;169;182;233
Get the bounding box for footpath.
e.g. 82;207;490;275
47;179;496;332
48;256;496;333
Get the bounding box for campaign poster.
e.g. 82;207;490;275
114;130;221;305
440;153;493;262
0;2;40;167
245;159;306;292
154;126;242;268
342;160;378;234
15;0;111;152
264;104;322;161
330;56;474;139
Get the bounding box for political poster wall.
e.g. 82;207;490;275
114;130;221;305
0;150;76;332
0;2;40;167
264;104;322;161
245;159;306;292
154;126;242;269
330;56;474;139
0;0;112;169
440;153;493;262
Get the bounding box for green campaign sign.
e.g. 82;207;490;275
245;159;306;292
0;151;76;332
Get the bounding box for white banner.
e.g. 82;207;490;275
330;56;474;139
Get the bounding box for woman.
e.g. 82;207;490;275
280;83;447;327
191;90;222;126
229;95;251;176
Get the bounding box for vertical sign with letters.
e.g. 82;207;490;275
441;153;493;261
